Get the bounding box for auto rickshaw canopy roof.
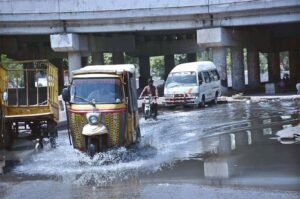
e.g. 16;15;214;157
72;64;136;76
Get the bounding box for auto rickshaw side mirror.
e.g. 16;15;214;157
2;91;8;102
62;88;70;102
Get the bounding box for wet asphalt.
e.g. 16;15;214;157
0;100;299;199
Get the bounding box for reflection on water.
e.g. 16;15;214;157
3;101;300;189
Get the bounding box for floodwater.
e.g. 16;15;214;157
0;100;299;199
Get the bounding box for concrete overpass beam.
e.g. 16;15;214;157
113;52;125;64
268;52;280;83
164;54;175;80
50;33;81;52
247;48;260;89
231;47;245;91
212;47;227;93
139;56;150;89
197;27;239;48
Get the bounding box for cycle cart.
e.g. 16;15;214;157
0;60;59;149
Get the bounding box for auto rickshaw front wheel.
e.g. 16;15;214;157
87;140;97;158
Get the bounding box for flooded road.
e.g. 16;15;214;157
0;100;299;199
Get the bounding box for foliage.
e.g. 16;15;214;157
150;56;164;78
0;54;24;87
103;53;113;65
259;53;268;73
174;54;187;66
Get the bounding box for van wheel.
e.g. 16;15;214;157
199;95;205;108
213;92;218;105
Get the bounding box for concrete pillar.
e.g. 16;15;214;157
68;52;81;79
164;54;175;80
267;52;280;83
247;48;260;89
113;52;124;64
204;157;234;179
212;47;227;92
139;56;150;89
187;53;197;62
81;56;88;67
50;59;65;94
289;50;300;85
92;52;104;65
231;47;245;91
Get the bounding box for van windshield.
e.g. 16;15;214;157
70;78;124;104
165;72;197;88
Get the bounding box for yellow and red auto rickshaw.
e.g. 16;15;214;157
62;64;140;156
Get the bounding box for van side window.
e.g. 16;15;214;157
198;73;203;84
209;71;215;81
211;70;220;81
202;72;211;83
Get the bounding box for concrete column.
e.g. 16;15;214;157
247;48;260;89
81;57;88;67
267;52;280;83
113;52;124;64
92;52;104;65
187;53;196;62
212;47;227;92
231;47;245;91
289;50;300;86
68;52;81;79
164;54;175;80
139;56;150;89
50;59;65;94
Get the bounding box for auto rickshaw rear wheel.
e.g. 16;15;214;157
3;123;13;149
48;120;57;148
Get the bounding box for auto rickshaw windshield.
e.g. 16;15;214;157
70;78;124;104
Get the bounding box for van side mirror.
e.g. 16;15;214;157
199;80;203;85
62;88;70;102
2;91;8;102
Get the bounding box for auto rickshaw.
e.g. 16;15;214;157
62;64;140;157
0;60;59;149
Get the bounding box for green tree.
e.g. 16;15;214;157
259;53;268;73
0;54;24;87
103;53;113;65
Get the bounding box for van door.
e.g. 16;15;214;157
202;71;212;101
209;70;221;98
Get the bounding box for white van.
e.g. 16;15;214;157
164;61;221;107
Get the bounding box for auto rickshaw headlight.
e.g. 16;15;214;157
89;116;98;125
86;112;100;125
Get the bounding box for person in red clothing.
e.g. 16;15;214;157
139;78;158;118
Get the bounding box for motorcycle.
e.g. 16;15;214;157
141;96;157;120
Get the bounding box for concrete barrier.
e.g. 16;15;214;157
296;83;300;94
0;156;5;174
265;83;276;94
